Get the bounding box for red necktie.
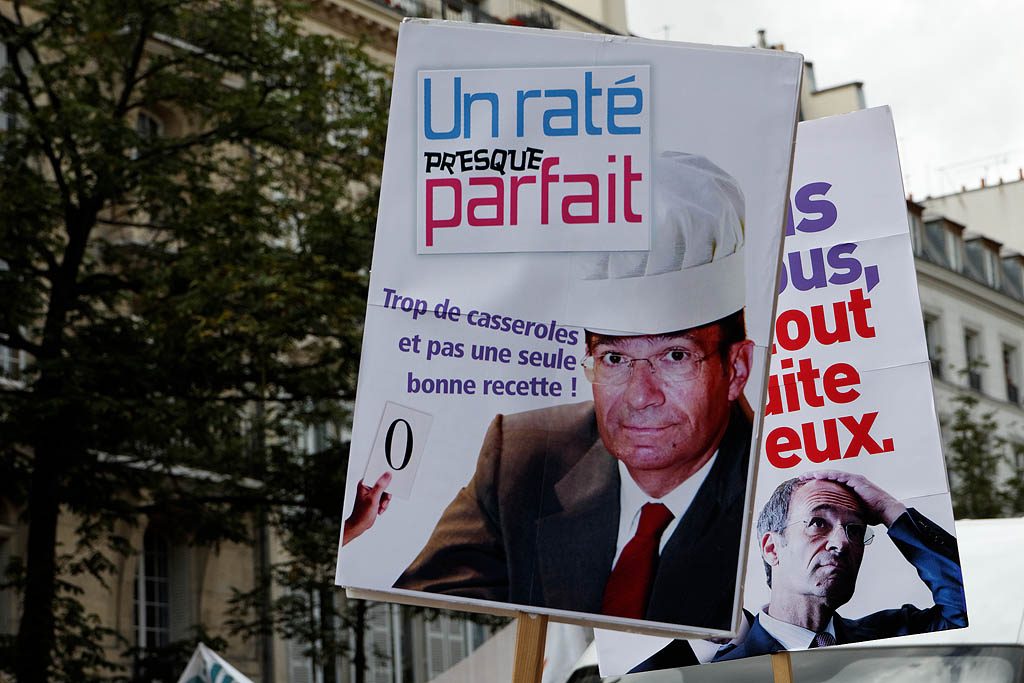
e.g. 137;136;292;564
601;502;674;619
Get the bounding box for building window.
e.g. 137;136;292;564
366;603;396;683
135;529;171;649
136;111;162;140
304;422;330;454
1001;256;1024;300
964;328;983;392
946;228;963;272
1004;344;1020;405
0;343;24;381
425;613;467;680
923;314;942;380
984;247;1000;288
921;219;964;272
0;500;14;637
0;260;24;381
908;211;923;256
134;527;190;655
964;237;1001;289
0;43;12;133
131;111;162;163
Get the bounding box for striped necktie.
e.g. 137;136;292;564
811;631;836;648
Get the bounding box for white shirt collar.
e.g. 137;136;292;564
757;610;836;651
612;451;718;566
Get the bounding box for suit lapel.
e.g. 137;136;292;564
745;619;786;656
647;405;751;626
535;437;619;613
833;615;866;645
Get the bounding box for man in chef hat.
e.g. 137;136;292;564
390;152;755;632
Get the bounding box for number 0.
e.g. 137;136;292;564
384;418;413;470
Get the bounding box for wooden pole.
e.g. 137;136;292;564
770;651;794;683
511;612;549;683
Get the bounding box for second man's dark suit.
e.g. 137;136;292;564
395;400;752;630
711;508;967;661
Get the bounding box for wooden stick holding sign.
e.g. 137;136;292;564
512;612;549;683
771;651;794;683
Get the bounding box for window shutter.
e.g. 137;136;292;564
366;603;394;683
445;617;466;668
424;617;447;679
287;639;314;683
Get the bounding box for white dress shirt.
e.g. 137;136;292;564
757;609;836;650
611;451;719;568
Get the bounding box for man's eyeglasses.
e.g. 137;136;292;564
581;347;716;385
784;516;874;546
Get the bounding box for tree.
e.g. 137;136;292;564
945;391;1007;519
0;0;388;680
942;358;1024;520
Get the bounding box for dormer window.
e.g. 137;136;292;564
963;233;1002;289
922;218;964;272
1001;254;1024;300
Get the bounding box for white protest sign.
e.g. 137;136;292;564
595;106;967;673
337;19;803;639
176;643;253;683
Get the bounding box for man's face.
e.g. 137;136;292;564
589;324;751;483
769;481;867;608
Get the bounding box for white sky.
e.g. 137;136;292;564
625;1;1024;200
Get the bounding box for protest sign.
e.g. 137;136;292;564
595;106;968;673
336;19;803;639
176;643;252;683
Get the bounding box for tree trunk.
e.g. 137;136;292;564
14;445;61;683
14;209;89;681
352;601;366;683
318;587;337;683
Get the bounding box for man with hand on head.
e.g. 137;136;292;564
712;470;966;661
391;152;757;632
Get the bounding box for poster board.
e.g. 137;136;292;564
595;106;968;671
335;19;803;639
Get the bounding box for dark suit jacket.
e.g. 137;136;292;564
395;400;752;629
712;508;967;662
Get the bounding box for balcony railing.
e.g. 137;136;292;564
372;0;505;24
968;370;983;392
367;0;622;33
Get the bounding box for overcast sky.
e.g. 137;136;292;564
625;1;1024;200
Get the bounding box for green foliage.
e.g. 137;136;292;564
944;360;1024;519
1001;441;1024;516
125;626;230;683
0;0;388;680
946;391;1007;519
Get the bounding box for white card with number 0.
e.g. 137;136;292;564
362;401;433;500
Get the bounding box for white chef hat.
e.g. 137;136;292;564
566;151;746;335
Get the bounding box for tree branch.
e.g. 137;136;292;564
0;328;43;356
